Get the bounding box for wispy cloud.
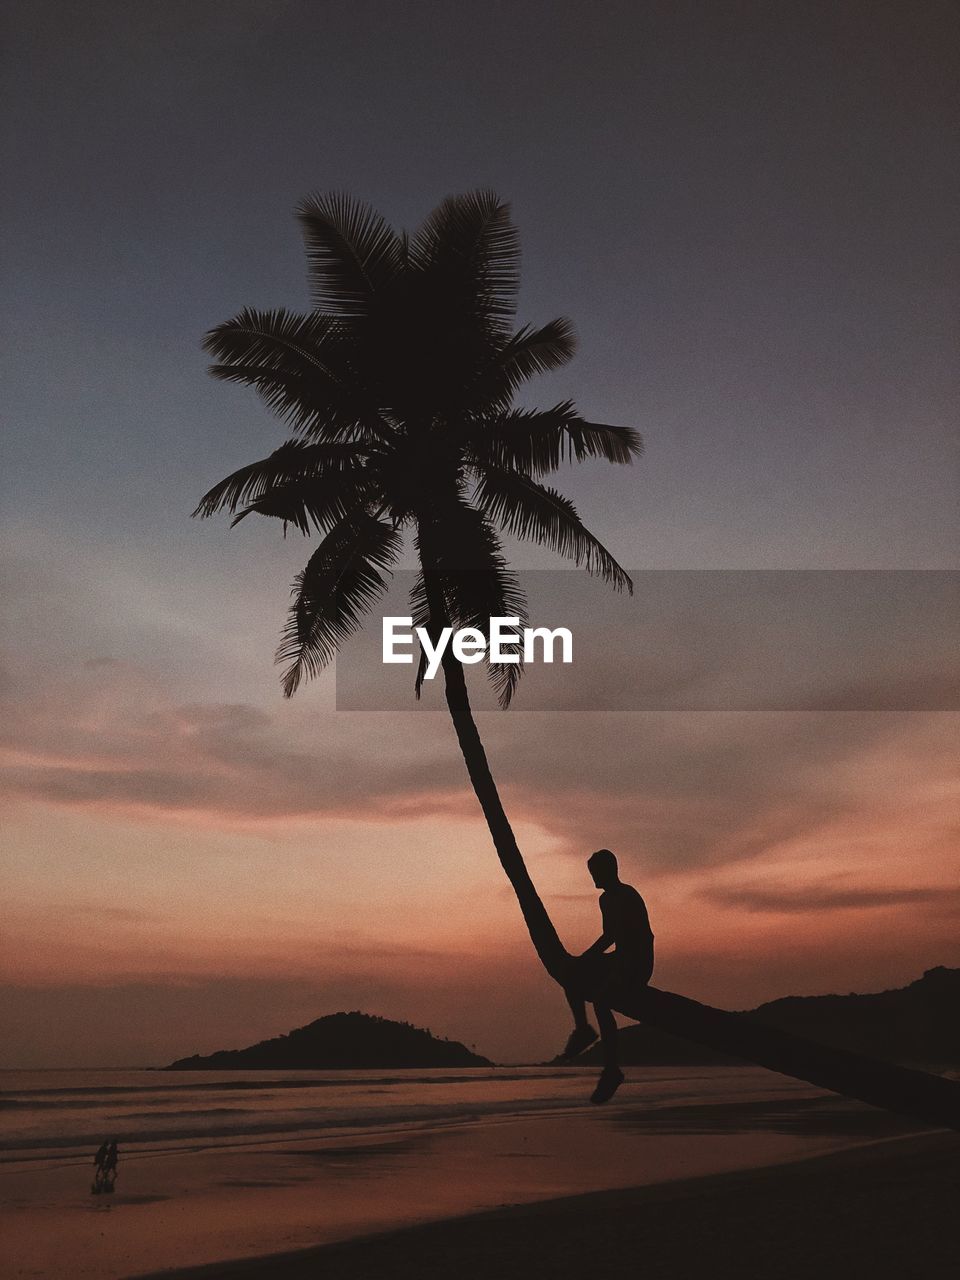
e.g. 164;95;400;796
2;651;957;881
699;882;960;914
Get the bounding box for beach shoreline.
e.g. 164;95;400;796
0;1067;939;1280
131;1131;959;1280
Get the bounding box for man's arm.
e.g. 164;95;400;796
580;930;613;959
580;894;615;958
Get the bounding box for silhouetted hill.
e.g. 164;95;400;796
585;967;960;1068
166;1011;491;1070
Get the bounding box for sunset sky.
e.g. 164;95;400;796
1;0;957;1067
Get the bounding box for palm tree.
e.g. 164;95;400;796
195;191;959;1132
195;191;630;978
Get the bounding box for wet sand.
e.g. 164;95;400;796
0;1081;939;1279
138;1132;960;1280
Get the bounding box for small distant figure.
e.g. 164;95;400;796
91;1138;119;1195
92;1140;109;1189
558;849;654;1104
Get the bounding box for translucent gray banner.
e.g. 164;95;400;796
334;570;958;711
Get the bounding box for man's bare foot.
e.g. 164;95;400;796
590;1065;625;1104
558;1024;599;1061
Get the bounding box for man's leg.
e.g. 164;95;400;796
565;985;591;1033
556;958;599;1060
589;997;625;1104
593;1002;619;1069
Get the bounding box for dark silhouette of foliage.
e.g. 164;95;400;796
166;1010;491;1070
195;190;640;706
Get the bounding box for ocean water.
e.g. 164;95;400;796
0;1063;895;1165
1;1065;921;1278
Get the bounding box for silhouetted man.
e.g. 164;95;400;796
559;849;654;1103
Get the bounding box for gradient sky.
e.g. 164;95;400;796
1;0;957;1067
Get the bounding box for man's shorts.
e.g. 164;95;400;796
570;948;654;1002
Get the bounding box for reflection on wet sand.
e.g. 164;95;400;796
1;1067;921;1280
606;1091;920;1138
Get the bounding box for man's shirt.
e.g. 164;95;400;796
599;883;654;969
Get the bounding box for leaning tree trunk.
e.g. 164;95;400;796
437;648;960;1134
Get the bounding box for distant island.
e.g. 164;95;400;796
584;966;960;1069
166;1010;491;1070
166;967;959;1072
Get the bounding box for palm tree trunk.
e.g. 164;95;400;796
437;641;571;982
436;645;960;1133
614;986;960;1132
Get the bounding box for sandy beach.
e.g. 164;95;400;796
135;1132;960;1280
1;1064;946;1279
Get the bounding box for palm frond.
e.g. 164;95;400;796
193;441;362;518
474;467;633;593
276;513;403;697
481;319;577;405
231;470;373;536
410;191;520;331
208;364;373;442
565;415;643;465
467;401;642;475
203;307;337;373
297;192;403;317
204;307;393;440
466;404;575;475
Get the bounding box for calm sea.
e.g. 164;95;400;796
1;1065;925;1279
0;1064;885;1166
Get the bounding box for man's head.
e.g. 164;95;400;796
587;848;619;889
